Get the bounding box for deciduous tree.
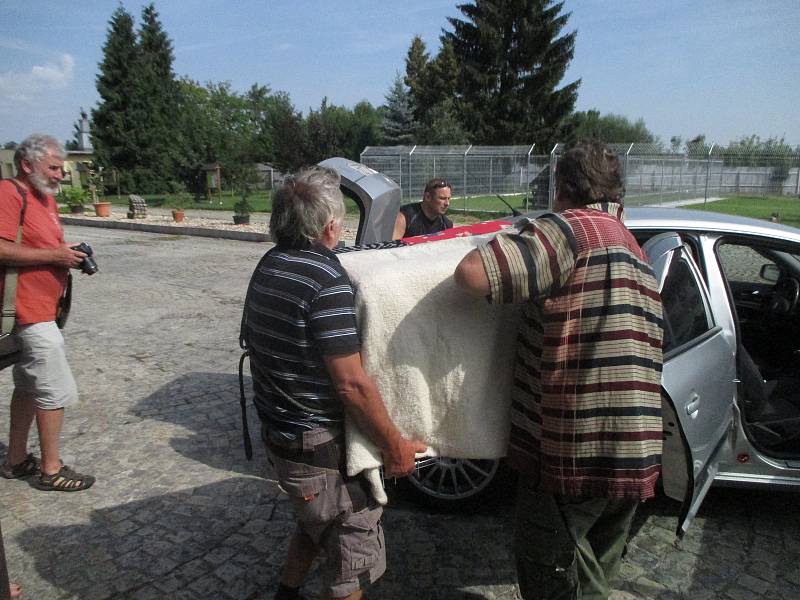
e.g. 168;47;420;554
570;110;657;144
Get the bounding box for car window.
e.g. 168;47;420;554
661;249;713;353
717;244;776;285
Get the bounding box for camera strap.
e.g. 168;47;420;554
55;272;72;329
237;249;343;460
1;181;27;335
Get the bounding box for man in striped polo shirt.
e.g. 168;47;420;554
454;141;664;600
242;166;425;600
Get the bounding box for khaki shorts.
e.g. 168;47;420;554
266;427;386;598
12;322;78;410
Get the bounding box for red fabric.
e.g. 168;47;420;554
402;219;514;245
0;180;67;324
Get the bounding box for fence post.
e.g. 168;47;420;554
408;145;416;202
624;144;633;197
463;145;471;212
795;154;800;196
398;155;402;202
704;144;715;203
489;156;493;194
526;144;535;210
549;144;559;208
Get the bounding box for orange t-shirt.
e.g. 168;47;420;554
0;180;67;325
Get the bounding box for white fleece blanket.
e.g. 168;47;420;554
339;236;521;503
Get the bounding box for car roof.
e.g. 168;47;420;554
623;207;800;244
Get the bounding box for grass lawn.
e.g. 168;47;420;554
100;190;275;212
85;191;800;231
94;188;537;216
682;196;800;229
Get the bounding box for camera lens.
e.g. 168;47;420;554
81;256;99;275
71;242;98;275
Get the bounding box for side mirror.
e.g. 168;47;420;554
760;264;780;283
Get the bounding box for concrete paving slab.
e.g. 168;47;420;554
0;225;798;599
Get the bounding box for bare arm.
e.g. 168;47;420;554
0;239;84;269
324;351;426;477
454;249;490;298
391;212;407;240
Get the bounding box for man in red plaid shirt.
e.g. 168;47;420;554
455;141;664;600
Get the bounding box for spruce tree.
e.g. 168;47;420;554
91;5;139;192
444;0;580;147
134;3;181;192
404;36;433;125
381;74;417;145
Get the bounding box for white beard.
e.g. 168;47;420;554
30;172;59;196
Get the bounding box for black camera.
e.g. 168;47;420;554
71;242;99;275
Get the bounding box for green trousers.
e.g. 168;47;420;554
514;478;639;600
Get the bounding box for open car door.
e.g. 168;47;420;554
643;233;737;538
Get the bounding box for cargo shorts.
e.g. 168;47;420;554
264;426;386;598
12;322;78;410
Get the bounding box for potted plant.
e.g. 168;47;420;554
233;183;253;225
170;195;186;223
86;164;111;217
61;187;88;214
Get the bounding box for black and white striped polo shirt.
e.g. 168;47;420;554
243;242;361;438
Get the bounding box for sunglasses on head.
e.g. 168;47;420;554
425;179;450;192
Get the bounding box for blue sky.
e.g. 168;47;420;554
1;0;797;148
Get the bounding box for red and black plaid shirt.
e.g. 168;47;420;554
479;203;664;500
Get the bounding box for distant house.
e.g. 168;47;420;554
1;112;96;190
0;149;13;180
0;147;96;191
255;163;285;189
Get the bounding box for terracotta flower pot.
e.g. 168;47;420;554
172;209;185;223
93;202;112;217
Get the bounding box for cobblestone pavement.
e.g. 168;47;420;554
1;225;799;599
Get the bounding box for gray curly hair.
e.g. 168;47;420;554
14;133;66;170
269;166;345;248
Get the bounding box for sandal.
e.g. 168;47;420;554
9;582;22;599
0;453;40;479
36;465;95;492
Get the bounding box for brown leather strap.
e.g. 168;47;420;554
1;181;27;334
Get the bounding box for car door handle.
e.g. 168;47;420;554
686;393;700;417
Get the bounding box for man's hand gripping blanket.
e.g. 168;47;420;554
338;234;521;504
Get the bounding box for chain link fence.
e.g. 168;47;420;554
361;143;800;212
361;145;547;211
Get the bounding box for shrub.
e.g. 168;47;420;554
60;187;89;207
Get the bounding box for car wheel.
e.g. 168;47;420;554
402;456;501;507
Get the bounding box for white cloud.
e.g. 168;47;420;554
0;54;74;103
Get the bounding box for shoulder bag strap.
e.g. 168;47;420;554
1;181;27;334
238;250;274;460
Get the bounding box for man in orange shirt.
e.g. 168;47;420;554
0;134;94;492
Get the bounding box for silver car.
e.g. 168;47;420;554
400;208;800;534
325;159;800;535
